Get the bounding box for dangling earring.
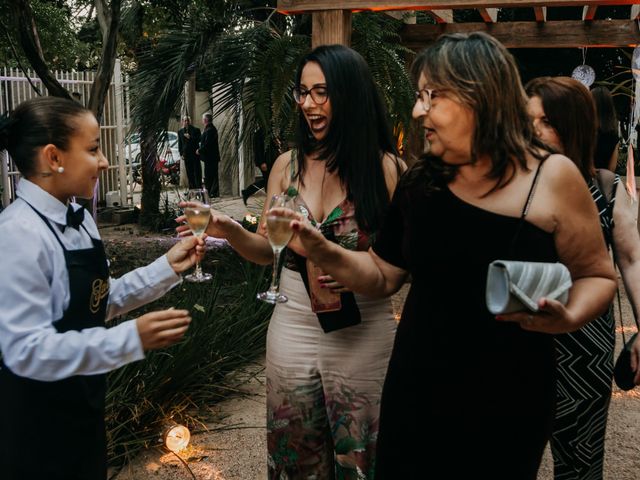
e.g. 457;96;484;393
57;166;64;174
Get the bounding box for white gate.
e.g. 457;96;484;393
0;60;132;208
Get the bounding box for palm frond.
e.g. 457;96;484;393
352;12;415;147
207;17;309;166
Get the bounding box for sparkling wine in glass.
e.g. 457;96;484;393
257;193;295;303
184;188;212;283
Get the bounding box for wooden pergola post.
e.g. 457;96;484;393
312;10;353;48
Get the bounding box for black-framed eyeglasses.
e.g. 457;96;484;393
293;85;329;105
415;88;438;111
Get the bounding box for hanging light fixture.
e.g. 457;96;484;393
571;47;595;88
162;423;191;453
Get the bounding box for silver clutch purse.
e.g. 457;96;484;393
486;260;572;314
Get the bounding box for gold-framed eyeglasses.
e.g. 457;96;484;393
415;88;438;111
293;85;329;105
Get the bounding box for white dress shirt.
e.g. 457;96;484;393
0;179;182;381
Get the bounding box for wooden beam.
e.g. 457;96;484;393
479;7;499;22
312;10;352;48
384;10;417;23
400;20;640;49
533;6;546;22
430;9;454;23
582;5;597;20
278;0;638;13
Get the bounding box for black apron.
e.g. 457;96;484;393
0;206;110;480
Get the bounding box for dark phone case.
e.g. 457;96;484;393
292;251;361;333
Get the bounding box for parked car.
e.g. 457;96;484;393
125;131;180;165
125;131;181;186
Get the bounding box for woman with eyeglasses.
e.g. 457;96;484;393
284;33;616;479
178;44;405;478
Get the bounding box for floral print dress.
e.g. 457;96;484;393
265;151;397;480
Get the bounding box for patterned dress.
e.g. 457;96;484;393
550;174;619;480
265;154;397;479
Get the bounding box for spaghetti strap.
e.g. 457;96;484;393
509;157;548;256
520;159;545;219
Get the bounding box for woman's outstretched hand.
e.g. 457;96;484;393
166;235;205;274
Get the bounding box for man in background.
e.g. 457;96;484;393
178;116;201;188
197;113;220;198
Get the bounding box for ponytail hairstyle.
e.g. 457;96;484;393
0;97;90;177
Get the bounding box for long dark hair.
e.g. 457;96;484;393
525;76;596;181
293;44;398;233
591;86;618;134
403;32;546;194
0;97;90;178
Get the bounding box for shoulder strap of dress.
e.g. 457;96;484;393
520;158;545;219
508;156;547;257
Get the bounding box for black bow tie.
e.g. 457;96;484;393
65;205;85;231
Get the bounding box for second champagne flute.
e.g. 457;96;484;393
257;193;295;303
184;188;212;283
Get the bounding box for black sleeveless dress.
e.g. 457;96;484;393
373;169;557;479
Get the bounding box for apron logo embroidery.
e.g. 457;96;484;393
90;279;109;313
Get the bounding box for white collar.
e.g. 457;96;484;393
16;179;75;227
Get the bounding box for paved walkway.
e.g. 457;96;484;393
130;186;267;221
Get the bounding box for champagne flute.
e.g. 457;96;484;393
184;188;212;283
257;193;295;303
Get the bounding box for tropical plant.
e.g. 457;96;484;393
127;1;258;226
205;10;415;163
129;4;414;222
352;12;415;139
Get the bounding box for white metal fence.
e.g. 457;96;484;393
0;61;132;208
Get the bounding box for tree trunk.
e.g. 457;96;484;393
138;131;161;227
88;0;121;122
12;0;71;99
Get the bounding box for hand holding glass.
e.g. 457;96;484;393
257;194;296;303
183;188;212;283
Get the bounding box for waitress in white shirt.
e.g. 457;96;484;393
0;96;202;480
